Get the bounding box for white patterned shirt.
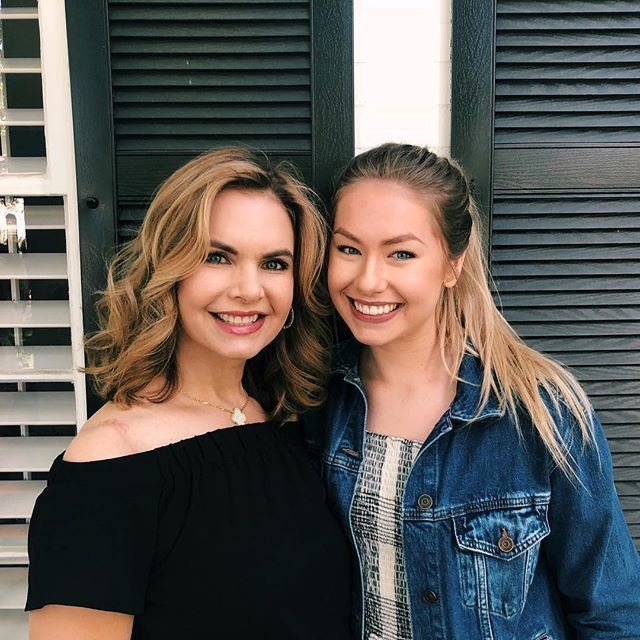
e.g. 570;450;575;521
350;431;422;640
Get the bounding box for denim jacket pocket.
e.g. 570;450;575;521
453;502;550;619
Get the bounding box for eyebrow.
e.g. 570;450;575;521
209;241;293;260
333;227;425;246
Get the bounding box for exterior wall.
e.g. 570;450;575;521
354;0;452;156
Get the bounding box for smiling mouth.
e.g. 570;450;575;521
210;312;264;326
348;297;404;316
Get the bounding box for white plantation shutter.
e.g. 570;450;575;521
0;1;86;637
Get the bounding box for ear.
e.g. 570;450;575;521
444;251;466;288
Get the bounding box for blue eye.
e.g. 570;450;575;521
392;250;415;261
206;252;229;265
337;245;360;256
263;259;289;271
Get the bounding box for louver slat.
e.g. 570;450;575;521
108;0;313;241
495;7;640;146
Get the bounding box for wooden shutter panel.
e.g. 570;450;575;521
489;1;640;546
107;0;314;244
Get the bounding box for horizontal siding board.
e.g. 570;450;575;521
496;81;640;97
113;87;311;103
509;321;640;337
566;366;640;381
493;148;640;191
496;128;640;144
110;22;309;37
109;6;309;20
522;336;639;353
111;71;310;87
492;262;640;276
492;246;639;260
597;398;640;413
492;215;640;230
494;276;640;292
583;381;640;397
110;38;309;54
503;308;640;321
496;64;640;81
114;104;310;119
614;467;640;481
496;97;640;113
111;54;310;71
494;196;640;214
116;136;310;152
606;424;640;439
497;15;640;30
609;440;640;454
116;120;311;135
497;33;639;47
498;1;639;13
493;230;640;245
497;47;640;64
494;291;640;306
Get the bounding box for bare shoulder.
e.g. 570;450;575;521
63;401;148;462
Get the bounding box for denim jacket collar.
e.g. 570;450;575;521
334;340;506;425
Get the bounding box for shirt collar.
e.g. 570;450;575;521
334;339;506;424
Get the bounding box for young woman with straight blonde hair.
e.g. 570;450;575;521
305;143;640;640
26;148;352;640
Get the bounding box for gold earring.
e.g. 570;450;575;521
284;308;295;330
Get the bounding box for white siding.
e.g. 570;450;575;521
354;0;452;156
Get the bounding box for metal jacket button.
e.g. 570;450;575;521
422;589;438;604
417;494;433;510
498;528;515;553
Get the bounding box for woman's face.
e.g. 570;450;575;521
328;178;464;349
177;188;295;363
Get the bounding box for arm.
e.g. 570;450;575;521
30;606;133;640
543;407;640;638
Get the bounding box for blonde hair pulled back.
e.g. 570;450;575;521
334;143;595;477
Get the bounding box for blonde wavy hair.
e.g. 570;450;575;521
334;143;596;477
85;147;331;420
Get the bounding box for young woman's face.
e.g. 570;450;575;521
177;188;295;362
328;178;464;349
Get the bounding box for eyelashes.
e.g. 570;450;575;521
336;245;416;261
205;252;291;271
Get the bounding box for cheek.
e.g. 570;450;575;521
270;273;295;309
327;255;349;299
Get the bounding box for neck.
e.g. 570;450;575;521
175;335;247;406
361;331;453;389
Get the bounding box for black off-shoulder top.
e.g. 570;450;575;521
26;421;352;639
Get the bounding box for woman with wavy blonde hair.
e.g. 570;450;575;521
306;142;640;640
26;148;352;640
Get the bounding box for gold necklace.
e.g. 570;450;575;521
179;390;249;426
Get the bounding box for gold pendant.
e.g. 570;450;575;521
231;408;247;425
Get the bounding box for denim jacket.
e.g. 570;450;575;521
303;341;640;640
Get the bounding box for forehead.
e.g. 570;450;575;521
209;188;294;249
335;179;439;241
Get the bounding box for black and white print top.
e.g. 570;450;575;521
350;431;422;640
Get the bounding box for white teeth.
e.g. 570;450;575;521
353;301;399;316
216;313;259;325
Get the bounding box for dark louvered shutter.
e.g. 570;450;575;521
66;0;353;411
108;0;315;243
454;1;640;547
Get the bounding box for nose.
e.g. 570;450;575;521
355;256;386;296
228;264;264;303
